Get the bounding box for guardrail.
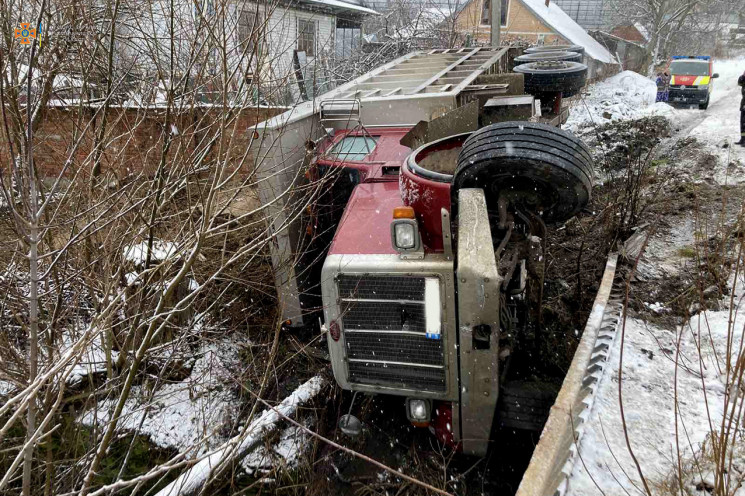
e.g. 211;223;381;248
515;253;621;496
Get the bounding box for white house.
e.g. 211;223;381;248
110;0;378;105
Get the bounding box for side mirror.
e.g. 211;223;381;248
712;73;720;79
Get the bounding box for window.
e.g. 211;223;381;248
481;0;509;27
326;136;378;161
669;61;710;77
297;19;316;56
237;7;257;50
336;19;362;59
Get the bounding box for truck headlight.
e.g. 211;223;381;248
406;398;431;425
394;222;416;249
390;206;420;253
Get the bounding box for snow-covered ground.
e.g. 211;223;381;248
565;58;745;495
685;58;745;149
79;335;245;453
566;70;677;134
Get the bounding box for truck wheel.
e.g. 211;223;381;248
497;381;558;431
699;98;710;110
514;61;588;98
525;45;585;56
514;51;582;63
453;122;593;224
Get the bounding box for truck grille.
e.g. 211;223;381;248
338;275;446;392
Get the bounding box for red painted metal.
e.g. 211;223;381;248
329;320;340;341
321;127;471;256
432;401;458;450
327;181;403;256
315;127;413;182
400;136;467;251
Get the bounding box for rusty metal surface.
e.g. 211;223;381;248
399;101;479;150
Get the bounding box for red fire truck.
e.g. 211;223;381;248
255;47;591;455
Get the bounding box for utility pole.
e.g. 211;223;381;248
490;0;501;47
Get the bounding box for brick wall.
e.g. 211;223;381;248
3;106;283;180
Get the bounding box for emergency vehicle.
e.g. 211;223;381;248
668;55;719;109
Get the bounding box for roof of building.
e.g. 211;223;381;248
633;22;650;41
385;5;456;40
592;30;646;50
518;0;615;63
302;0;379;15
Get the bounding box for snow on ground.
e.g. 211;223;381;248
567;70;677;134
240;421;314;475
155;376;325;496
567;308;740;495
566;58;745;495
63;326;120;386
684;58;745;159
681;58;745;185
123;240;180;266
79;336;244;452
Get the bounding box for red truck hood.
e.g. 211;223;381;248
328;181;403;256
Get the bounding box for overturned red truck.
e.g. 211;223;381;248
255;47;592;455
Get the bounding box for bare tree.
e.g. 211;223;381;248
607;0;745;74
0;0;350;493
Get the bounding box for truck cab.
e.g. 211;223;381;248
254;47;593;456
316;120;592;455
668;55;719;109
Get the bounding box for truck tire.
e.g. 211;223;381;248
525;45;585;56
453;122;593;224
497;381;558;431
515;51;582;63
514;61;588;97
699;97;710;110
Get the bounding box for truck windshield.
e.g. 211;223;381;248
327;136;378;161
669;61;709;76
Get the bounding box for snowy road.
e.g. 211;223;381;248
682;59;744;142
564;59;745;496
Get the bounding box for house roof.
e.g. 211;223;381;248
517;0;615;63
592;30;646;50
302;0;379;15
385;5;456;40
633;22;650;42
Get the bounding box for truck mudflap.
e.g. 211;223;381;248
454;188;503;456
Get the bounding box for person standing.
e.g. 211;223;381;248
656;70;670;103
739;71;745;145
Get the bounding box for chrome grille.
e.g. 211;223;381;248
338;275;446;392
338;276;425;300
342;302;425;332
345;333;443;366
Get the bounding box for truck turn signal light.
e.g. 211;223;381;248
393;206;416;219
